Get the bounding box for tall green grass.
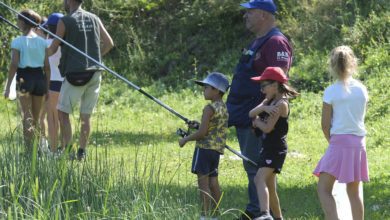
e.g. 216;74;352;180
1;69;389;219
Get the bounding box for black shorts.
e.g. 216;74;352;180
258;147;287;174
191;147;221;177
16;67;47;96
49;80;62;92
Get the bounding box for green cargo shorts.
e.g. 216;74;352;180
57;71;101;114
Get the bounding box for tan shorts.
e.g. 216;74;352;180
57;71;101;114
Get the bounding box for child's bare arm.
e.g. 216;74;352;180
44;48;51;91
249;99;268;118
253;101;288;133
321;102;332;143
249;99;278;118
4;49;19;98
179;105;214;147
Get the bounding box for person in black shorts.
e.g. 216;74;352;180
249;67;298;220
4;9;50;150
179;72;229;220
42;12;64;153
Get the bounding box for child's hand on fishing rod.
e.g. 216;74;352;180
188;120;200;129
179;137;188;148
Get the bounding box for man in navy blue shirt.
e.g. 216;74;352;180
226;0;292;219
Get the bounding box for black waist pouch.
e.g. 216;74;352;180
66;71;95;86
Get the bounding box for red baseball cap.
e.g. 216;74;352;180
251;67;288;83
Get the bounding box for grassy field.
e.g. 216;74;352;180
0;70;389;219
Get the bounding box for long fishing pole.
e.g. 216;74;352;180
0;14;18;30
0;1;190;124
176;128;258;167
0;2;257;166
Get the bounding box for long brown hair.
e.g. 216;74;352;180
278;83;299;98
18;9;41;29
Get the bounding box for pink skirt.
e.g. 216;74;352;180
313;134;369;183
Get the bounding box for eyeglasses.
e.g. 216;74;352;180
260;82;274;89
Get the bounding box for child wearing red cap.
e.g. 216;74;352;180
249;67;298;220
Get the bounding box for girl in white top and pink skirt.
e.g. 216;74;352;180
313;45;369;220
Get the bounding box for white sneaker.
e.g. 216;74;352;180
254;213;273;220
39;137;49;154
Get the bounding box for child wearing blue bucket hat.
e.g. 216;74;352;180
179;72;229;220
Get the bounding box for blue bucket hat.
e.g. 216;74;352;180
43;12;64;26
240;0;277;14
194;72;230;93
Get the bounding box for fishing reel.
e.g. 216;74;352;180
176;128;189;138
176;120;200;138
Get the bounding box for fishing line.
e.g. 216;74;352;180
0;2;256;166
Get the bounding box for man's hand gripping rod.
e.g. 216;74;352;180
176;127;258;167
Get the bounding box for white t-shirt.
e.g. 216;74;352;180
323;78;368;136
46;39;63;81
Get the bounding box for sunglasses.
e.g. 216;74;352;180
260;81;274;89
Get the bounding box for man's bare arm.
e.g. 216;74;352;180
48;20;66;56
99;19;114;56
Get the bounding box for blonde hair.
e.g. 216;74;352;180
329;45;358;82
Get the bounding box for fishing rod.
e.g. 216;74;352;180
0;1;190;124
177;128;258;167
0;14;18;30
0;2;257;166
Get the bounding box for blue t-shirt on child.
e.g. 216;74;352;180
11;34;47;68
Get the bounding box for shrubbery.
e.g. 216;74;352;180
0;0;388;90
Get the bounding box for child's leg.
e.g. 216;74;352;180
317;172;338;220
47;91;61;151
209;176;221;212
40;100;46;138
266;172;282;218
19;94;34;148
347;181;363;220
197;174;211;217
32;95;45;143
254;167;275;213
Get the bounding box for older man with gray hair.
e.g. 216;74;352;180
226;0;292;219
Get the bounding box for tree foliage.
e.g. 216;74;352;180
0;0;389;90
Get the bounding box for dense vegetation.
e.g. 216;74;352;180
1;0;389;90
0;0;389;219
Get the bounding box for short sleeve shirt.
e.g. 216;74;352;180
11;35;47;68
252;35;292;75
323;78;368;136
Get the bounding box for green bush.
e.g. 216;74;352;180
0;0;388;91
